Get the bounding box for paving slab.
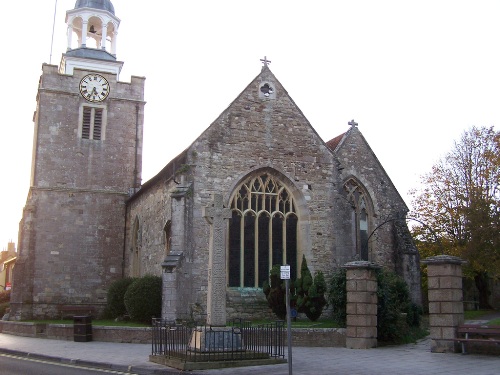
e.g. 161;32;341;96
1;333;499;375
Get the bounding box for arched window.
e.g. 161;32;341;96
131;217;141;277
163;220;172;258
228;172;298;288
344;179;372;261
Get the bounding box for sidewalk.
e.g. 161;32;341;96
0;333;499;375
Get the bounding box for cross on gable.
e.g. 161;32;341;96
348;119;358;128
260;56;271;67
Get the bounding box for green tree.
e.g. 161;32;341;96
410;126;500;308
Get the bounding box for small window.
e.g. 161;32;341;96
344;178;373;261
258;82;276;99
131;217;141;277
164;220;172;257
80;105;106;140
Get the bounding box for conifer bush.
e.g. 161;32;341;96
263;264;288;320
124;275;162;324
295;255;327;321
102;277;136;319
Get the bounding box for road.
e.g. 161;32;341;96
0;353;139;375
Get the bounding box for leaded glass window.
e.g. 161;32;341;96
228;173;298;288
344;178;372;261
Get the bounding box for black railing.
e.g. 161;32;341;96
151;318;285;363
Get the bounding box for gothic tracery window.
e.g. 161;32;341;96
228;173;298;288
344;178;372;261
164;220;172;258
131;217;141;277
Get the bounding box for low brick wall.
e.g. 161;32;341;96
290;328;346;347
0;321;346;347
0;321;152;344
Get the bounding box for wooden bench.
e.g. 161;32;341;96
454;324;500;354
58;305;96;320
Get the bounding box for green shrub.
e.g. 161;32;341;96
0;290;11;304
0;302;9;317
377;269;417;343
102;277;136;319
327;267;422;343
295;256;327;321
263;265;289;320
327;268;347;326
124;275;162;324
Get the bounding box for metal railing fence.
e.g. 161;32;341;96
151;318;285;363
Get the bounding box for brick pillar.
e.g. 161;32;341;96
421;255;466;353
344;261;380;349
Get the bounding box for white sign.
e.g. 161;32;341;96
280;265;290;280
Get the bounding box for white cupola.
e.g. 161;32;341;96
60;0;124;77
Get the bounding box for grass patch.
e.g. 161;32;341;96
378;325;429;346
488;318;500;325
400;326;429;344
464;309;495;320
244;319;342;328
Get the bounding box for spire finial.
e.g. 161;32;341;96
348;119;358;128
260;56;271;67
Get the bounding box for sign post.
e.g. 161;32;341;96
280;265;292;375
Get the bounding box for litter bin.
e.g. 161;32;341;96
74;315;92;342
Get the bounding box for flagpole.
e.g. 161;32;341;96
49;0;58;64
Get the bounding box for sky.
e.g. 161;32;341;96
1;0;499;251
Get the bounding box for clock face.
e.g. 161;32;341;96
79;73;110;102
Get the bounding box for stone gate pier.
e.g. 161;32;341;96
422;255;466;353
344;261;380;349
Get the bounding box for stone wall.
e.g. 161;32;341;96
290;328;346;347
127;66;422;322
11;64;145;320
0;321;345;347
0;321;151;343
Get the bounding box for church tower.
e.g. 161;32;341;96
11;0;145;320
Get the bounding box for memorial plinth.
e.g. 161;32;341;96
189;326;244;352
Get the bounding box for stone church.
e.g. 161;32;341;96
10;0;421;321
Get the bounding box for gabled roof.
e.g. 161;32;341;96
325;132;345;151
129;65;331;202
327;125;409;210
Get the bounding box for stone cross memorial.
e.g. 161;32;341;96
202;193;232;327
